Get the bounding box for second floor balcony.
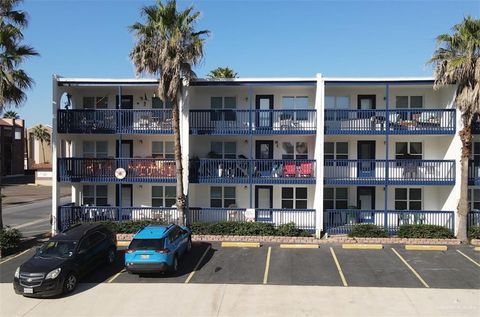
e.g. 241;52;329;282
190;159;316;184
189;109;317;135
324;159;455;185
57;109;173;134
325;109;455;135
58;157;176;183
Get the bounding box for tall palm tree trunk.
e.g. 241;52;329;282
41;140;45;164
457;121;472;241
172;98;186;225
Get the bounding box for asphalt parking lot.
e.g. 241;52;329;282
1;242;479;290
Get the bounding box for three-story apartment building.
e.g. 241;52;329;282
52;74;467;237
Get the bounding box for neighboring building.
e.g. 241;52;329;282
52;75;466;237
0;118;25;178
26;124;53;185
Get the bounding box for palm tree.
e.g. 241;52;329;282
31;125;51;164
429;16;480;241
0;0;38;229
2;110;19;119
0;0;39;111
207;67;238;79
129;0;209;225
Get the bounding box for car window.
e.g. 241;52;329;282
78;238;90;253
37;241;76;258
168;227;181;242
88;231;106;247
129;239;165;250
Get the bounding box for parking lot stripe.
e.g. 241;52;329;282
107;268;126;283
279;244;319;249
263;247;272;284
116;241;130;247
330;247;348;287
221;242;260;248
185;245;212;284
0;249;31;265
391;248;429;288
456;250;480;268
405;245;447;251
342;244;383;250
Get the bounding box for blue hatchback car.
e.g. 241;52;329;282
125;224;192;274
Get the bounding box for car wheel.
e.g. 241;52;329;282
63;273;78;294
106;248;116;265
171;255;179;273
186;237;192;253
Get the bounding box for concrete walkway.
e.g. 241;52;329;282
2;184;70;206
1;283;478;317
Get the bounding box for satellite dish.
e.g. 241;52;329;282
115;168;126;180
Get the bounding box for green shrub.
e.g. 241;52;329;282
467;226;480;240
0;227;22;250
348;224;388;238
188;221;312;237
398;224;454;239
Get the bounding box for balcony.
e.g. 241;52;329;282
324;159;455;185
324;209;454;235
468;160;480;185
190;159;316;184
189;109;316;135
325;109;455;135
57;109;173;134
58;158;176;183
189;207;316;231
57;204;179;231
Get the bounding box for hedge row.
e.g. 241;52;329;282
348;224;455;239
468;226;480;239
189;222;312;237
95;220;168;234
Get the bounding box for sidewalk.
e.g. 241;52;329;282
2;184;71;206
0;283;478;316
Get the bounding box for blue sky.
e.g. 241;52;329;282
6;0;480;126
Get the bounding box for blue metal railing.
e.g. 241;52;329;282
188;207;315;231
324;209;455;235
58;157;176;183
57;205;180;231
57;109;173;134
190;159;316;184
325;109;455;134
468;210;480;229
189;109;317;134
324;159;455;185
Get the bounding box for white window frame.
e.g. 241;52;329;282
152;97;173;109
83;141;108;158
325;96;350;109
83;96;108;109
210;96;237;109
394;188;423;210
282;141;309;159
323;187;349;210
395;141;423;160
210;186;236;208
152;185;176;207
210;141;237;159
281;187;308;209
324;142;348;160
395;95;424;109
152;141;174;159
82;185;108;206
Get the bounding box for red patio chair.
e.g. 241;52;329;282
300;162;313;177
283;162;297;177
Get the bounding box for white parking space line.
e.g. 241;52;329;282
107;269;126;283
185;245;212;284
0;249;31;265
13;218;49;229
330;247;348;287
263;247;272;284
456;250;480;268
391;248;429;288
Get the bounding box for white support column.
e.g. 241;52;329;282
51;75;62;235
314;73;325;238
179;83;190;203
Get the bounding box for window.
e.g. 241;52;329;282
281;142;309;159
152;97;173;109
395;188;422;210
152;141;174;159
83;96;108;109
325;96;350;109
88;231;106;247
324;142;348;160
152;186;176;207
83;141;108;158
472;142;480;162
396;96;423;109
210;142;237;159
281;187;308;209
468;188;480;210
210;97;236;109
395;142;422;160
323;188;348;210
282;96;309;120
83;185;108;206
210;186;236;208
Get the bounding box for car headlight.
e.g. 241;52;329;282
45;268;61;280
14;267;20;279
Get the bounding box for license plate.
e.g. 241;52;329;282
141;255;150;259
23;288;33;294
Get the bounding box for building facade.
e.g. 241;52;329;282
52;74;470;237
0;118;25;178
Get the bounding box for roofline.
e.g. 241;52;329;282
324;77;436;85
190;78;317;87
